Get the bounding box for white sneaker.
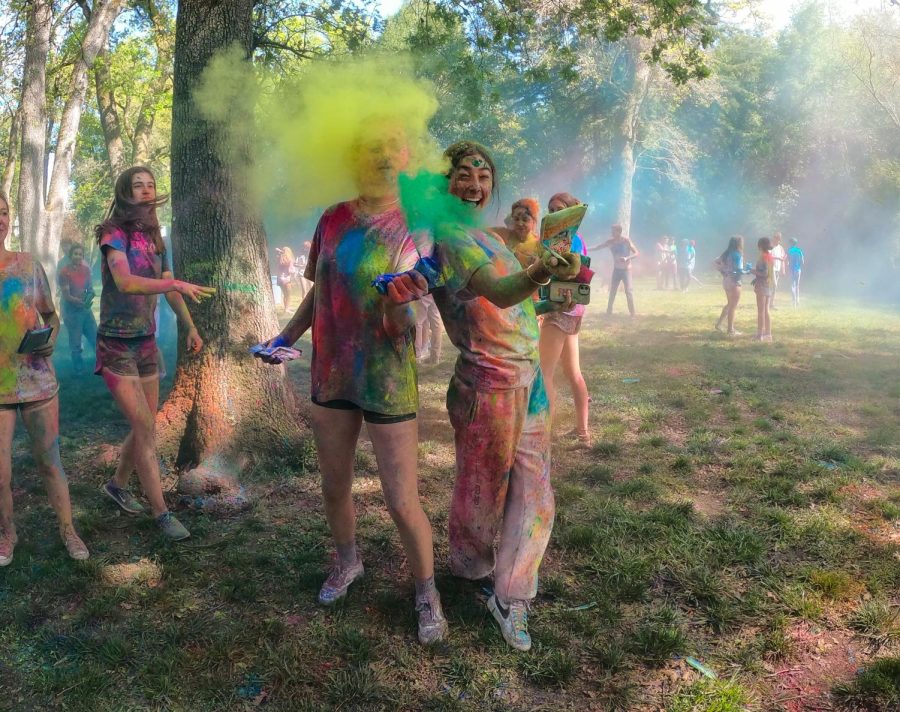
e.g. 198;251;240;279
416;591;448;644
487;594;532;652
317;557;364;605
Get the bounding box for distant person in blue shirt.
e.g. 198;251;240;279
787;238;804;307
688;240;703;288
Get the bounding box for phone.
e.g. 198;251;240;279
548;282;590;305
17;326;53;354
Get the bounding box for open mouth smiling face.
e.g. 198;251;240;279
449;154;493;211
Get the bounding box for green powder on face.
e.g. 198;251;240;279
398;171;481;242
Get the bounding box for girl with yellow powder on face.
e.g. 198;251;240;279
0;193;89;565
258;119;447;646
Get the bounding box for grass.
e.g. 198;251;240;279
1;281;898;709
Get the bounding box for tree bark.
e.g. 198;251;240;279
94;48;128;177
161;0;300;512
612;38;652;236
2;108;22;232
18;0;52;257
44;0;125;283
132;0;174;164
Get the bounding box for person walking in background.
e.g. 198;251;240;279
677;238;692;292
295;240;311;301
770;232;786;309
539;192;591;446
58;243;97;375
752;237;775;342
275;247;296;312
0;193;90;565
594;224;638;316
688;240;703;287
787;237;804;306
714;235;746;336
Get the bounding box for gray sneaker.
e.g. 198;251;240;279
101;481;145;515
487;594;532;652
317;557;364;605
155;512;190;541
416;592;448;645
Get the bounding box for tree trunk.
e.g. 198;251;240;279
44;0;125;284
161;0;300;512
132;0;174;164
18;0;52;257
611;38;652;236
2;108;22;233
94;48;128;177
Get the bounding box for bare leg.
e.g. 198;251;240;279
727;286;741;332
755;289;765;338
20;398;76;536
367;418;434;580
0;409;17;543
102;371;167;516
538;323;566;421
560;334;589;437
310;404;363;556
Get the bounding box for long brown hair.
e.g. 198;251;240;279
94;166;167;254
720;235;743;263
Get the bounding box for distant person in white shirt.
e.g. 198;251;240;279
770;232;787;309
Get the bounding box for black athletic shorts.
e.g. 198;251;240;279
311;398;416;425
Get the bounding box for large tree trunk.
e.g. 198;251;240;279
44;0;124;284
611;38;652;236
18;0;52;257
2;108;22;233
94;48;128;177
160;0;299;512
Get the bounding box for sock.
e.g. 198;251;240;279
336;541;358;569
415;575;437;599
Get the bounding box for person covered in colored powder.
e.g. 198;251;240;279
388;141;580;651
95;167;215;541
0;193;89;565
592;224;638;316
787;237;804;306
770;232;787;310
257;119;448;645
275;246;296;312
752;236;775;342
57;242;97;375
537;192;591;446
714;235;747;336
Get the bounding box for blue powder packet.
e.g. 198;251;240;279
372;255;441;295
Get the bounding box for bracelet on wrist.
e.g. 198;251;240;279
526;263;551;286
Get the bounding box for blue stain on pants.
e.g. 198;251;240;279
527;369;549;416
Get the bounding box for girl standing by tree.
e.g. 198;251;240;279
0;194;89;565
275;247;296;312
95;167;215;541
714;236;746;336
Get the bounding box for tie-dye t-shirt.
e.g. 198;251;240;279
432;229;539;391
98;228;170;338
0;253;58;404
305;202;420;415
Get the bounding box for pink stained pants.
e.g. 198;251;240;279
446;371;554;602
